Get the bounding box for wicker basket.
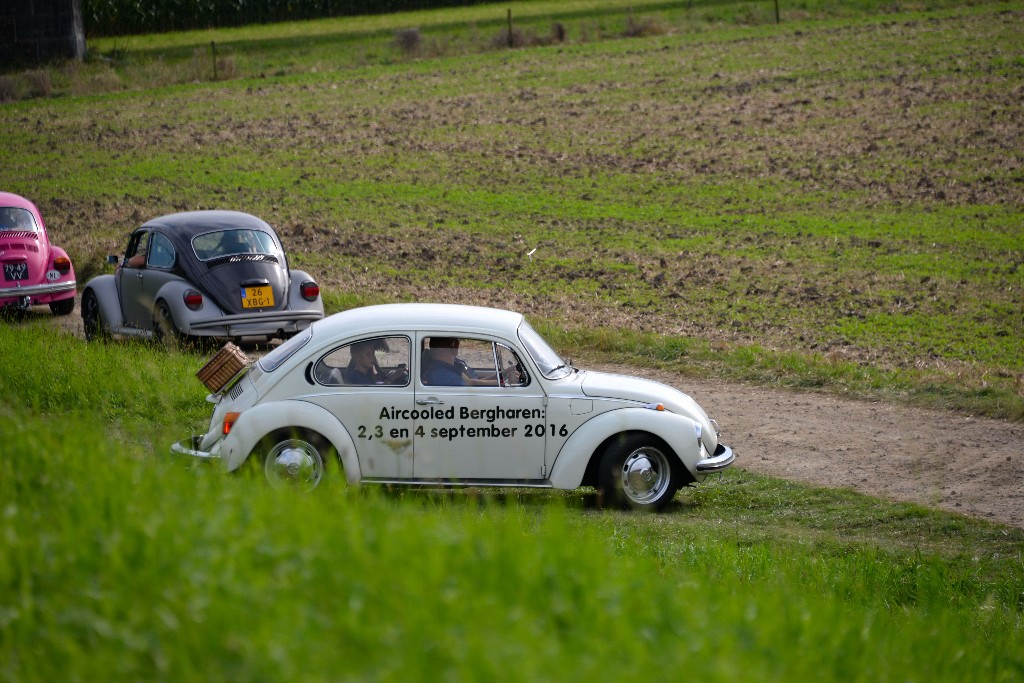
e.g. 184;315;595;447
196;342;249;393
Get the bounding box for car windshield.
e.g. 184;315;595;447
192;229;279;261
259;326;313;372
0;207;39;233
518;320;573;380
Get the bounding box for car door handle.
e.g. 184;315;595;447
416;398;445;405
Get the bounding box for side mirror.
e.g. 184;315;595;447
106;255;119;265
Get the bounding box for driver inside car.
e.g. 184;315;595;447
422;337;520;387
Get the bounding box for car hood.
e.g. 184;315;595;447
580;370;713;429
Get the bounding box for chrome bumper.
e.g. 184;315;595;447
171;436;219;460
695;443;735;473
188;309;322;332
0;280;76;299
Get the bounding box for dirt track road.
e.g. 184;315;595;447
598;364;1024;529
43;300;1024;529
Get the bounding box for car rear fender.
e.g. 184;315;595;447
219;399;361;484
153;278;214;334
287;269;324;314
82;275;123;331
48;245;77;283
548;407;701;489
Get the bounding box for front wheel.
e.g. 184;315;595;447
81;290;105;341
598;433;679;511
252;431;331;490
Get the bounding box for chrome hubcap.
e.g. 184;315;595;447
620;447;670;504
264;439;324;490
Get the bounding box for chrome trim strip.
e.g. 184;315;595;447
363;478;553;488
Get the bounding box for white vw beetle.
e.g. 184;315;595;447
173;303;734;510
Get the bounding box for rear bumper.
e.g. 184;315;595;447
186;309;322;336
171;436;220;460
695;443;735;473
0;280;76;302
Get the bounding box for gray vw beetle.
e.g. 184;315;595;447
82;210;323;346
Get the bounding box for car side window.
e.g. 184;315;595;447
495;343;530;387
148;233;175;269
315;336;411;387
420;337;527;388
124;231;150;269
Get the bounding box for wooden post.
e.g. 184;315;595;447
211;41;218;80
774;0;780;24
507;9;513;48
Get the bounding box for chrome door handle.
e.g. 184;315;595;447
416;398;445;405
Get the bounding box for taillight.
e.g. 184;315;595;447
223;412;240;435
300;280;320;301
183;289;203;310
53;256;72;274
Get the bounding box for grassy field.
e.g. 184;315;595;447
1;3;1023;679
1;322;1022;681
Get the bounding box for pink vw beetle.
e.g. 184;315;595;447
0;192;76;316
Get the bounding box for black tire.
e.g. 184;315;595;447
597;433;680;511
49;297;74;316
153;300;184;350
81;290;105;341
250;429;334;490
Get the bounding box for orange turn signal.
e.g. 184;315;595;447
223;412;241;435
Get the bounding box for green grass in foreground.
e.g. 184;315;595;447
1;320;1023;682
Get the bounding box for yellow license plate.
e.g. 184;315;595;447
240;285;274;309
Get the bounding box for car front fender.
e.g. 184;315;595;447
219;399;361;484
548;407;702;490
82;275;123;332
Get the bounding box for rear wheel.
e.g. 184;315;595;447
153;300;184;350
49;297;74;316
598;433;679;511
251;430;333;490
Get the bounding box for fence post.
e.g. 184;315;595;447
211;41;218;80
507;9;513;48
774;0;780;24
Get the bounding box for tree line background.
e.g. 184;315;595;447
82;0;494;36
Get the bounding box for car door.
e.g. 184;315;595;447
141;231;180;310
303;336;416;479
117;229;152;328
413;335;547;481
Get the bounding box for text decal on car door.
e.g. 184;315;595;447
240;285;274;309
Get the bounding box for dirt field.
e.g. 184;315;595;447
44;296;1023;529
599;364;1024;529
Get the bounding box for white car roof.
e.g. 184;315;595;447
311;303;526;341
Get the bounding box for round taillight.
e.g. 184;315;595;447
300;281;320;302
183;290;204;311
53;256;72;274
